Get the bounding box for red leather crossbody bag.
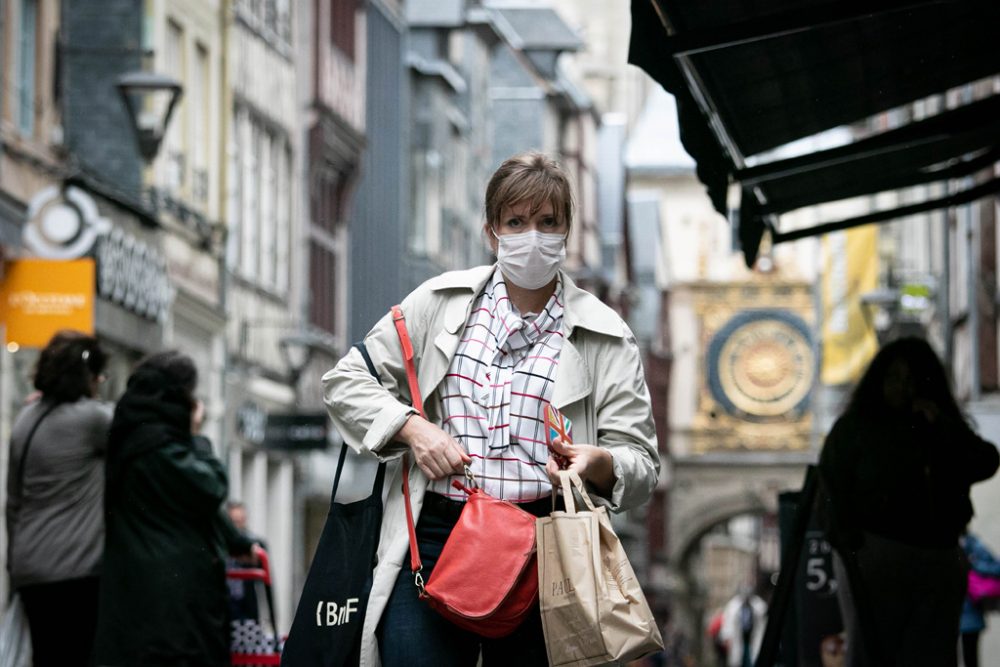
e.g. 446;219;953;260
391;305;539;638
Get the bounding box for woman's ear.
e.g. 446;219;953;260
483;222;498;256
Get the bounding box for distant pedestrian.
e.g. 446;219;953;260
225;500;267;626
6;330;111;667
659;609;695;667
94;351;253;667
960;532;1000;667
226;500;267;548
819;337;999;666
719;588;766;667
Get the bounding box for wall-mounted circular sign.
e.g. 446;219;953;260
707;310;815;420
24;185;111;259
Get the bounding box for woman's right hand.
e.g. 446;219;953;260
395;415;471;480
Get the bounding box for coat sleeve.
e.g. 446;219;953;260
962;430;1000;485
145;440;230;518
322;288;434;461
590;326;660;512
818;416;863;551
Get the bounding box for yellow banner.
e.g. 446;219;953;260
821;228;878;385
0;259;95;348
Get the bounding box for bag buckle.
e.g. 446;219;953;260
464;466;479;490
414;568;427;597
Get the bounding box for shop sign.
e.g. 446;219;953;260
24;186;111;259
263;413;329;451
236;401;268;446
96;227;174;323
0;258;95;347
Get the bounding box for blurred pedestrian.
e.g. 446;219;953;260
960;532;1000;667
819;337;999;666
94;351;253;667
719;587;766;667
707;608;728;667
6;330;111;667
323;151;659;665
660;609;694;667
225;500;267;629
226;500;267;549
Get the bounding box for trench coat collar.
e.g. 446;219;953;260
427;264;625;339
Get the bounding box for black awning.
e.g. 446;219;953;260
629;0;1000;266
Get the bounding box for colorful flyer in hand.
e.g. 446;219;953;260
544;403;573;469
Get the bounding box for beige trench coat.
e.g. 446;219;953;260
322;264;660;667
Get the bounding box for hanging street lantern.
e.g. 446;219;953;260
115;70;183;162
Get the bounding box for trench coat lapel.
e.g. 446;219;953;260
425;286;479;402
551;336;592;409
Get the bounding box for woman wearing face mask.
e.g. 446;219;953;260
323;151;660;666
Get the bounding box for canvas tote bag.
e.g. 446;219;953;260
281;342;386;667
536;471;663;666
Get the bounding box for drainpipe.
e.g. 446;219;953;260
941;208;952;378
967;194;981;401
218;0;233;468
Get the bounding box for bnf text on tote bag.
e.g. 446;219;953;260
536;471;663;666
281;343;386;667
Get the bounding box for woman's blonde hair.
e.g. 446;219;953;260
484;151;574;230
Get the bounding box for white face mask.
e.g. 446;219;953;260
492;229;567;290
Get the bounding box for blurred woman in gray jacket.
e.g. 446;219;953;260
6;330;112;666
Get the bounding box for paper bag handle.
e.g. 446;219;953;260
558;470;598;515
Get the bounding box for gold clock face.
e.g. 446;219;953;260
711;316;814;418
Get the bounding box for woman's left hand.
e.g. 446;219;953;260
546;437;615;497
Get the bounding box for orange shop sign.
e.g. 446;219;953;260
0;258;95;348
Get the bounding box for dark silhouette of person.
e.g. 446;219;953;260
819;337;999;667
94;351;253;667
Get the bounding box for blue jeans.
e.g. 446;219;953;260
376;494;550;667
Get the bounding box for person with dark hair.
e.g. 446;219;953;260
6;330;111;666
94;351;253;667
818;337;999;666
324;151;659;665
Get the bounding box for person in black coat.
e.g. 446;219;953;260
94;351;253;667
818;337;999;667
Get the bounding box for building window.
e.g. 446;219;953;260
226;109;243;272
259;131;276;287
309;166;347;336
191;43;210;205
163;19;186;191
276;146;291;293
16;0;38;136
330;0;355;60
230;107;291;293
277;0;292;44
310;240;338;334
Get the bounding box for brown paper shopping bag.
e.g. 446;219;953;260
536;471;663;666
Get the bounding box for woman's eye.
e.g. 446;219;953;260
505;219;522;228
541;217;557;228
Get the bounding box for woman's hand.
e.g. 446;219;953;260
396;415;471;480
546;437;615;497
191;399;206;434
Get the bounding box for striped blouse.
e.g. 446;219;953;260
428;268;564;502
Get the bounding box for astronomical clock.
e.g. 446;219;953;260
690;282;815;453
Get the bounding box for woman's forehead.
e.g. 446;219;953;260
501;198;556;217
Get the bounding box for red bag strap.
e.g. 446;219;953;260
390;305;427;592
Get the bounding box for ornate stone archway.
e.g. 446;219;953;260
665;455;811;661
